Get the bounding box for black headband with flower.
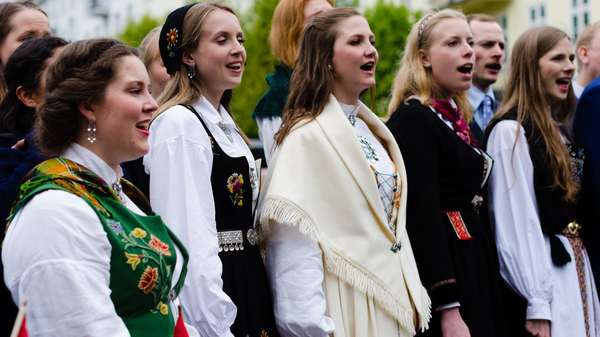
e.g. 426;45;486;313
159;3;197;75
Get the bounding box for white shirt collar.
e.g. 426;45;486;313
338;102;360;120
193;96;237;128
572;81;584;99
61;143;123;185
468;85;495;109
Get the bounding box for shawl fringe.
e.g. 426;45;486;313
259;195;430;334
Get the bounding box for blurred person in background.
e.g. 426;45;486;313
121;26;170;199
252;0;333;165
0;0;50;101
0;36;66;337
466;14;505;144
573;22;600;99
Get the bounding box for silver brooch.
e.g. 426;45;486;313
247;228;258;245
358;136;379;162
218;122;234;143
112;180;126;204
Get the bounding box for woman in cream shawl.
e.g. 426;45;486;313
257;7;431;337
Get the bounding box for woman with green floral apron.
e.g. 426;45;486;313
3;38;193;336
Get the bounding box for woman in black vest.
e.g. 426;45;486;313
484;26;600;337
144;2;276;336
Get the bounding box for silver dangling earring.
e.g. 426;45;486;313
188;65;195;79
87;118;96;143
328;64;332;69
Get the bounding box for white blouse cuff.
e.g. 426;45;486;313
526;298;551;321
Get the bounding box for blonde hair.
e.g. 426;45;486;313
139;26;161;70
270;0;334;69
575;21;600;69
152;2;251;145
491;26;577;201
388;9;472;121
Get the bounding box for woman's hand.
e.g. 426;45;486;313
11;139;25;150
440;307;471;337
525;319;551;337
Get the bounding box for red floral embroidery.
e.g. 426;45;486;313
138;266;158;294
149;235;172;256
167;29;178;46
227;173;244;206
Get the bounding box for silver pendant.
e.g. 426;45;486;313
218;122;234;143
358;136;379;162
348;114;356;126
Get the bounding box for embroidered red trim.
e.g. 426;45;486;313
428;278;457;291
446;211;473;240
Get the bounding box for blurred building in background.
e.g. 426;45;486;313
0;0;250;41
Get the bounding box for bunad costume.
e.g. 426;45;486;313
2;143;192;337
386;93;507;337
258;94;431;337
484;107;600;337
144;97;276;337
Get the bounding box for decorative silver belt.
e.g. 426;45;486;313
218;229;258;252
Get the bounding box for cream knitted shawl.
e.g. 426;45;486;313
258;95;431;334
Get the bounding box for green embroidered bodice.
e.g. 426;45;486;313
8;158;189;337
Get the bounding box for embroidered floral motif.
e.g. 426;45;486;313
166;29;178;58
261;331;269;337
108;219;124;235
131;227;147;238
227;173;244;206
157;301;169;315
139;266;159;294
117;227;175;314
125;252;142;270
149;235;172;256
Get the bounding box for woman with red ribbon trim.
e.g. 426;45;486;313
386;9;506;337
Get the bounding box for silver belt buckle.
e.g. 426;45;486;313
218;229;259;252
218;230;244;252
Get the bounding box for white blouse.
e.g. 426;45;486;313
255;116;282;166
487;120;600;337
487;120;553;320
144;97;258;337
265;101;397;336
2;143;196;337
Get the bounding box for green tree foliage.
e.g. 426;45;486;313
363;0;413;116
117;15;163;48
232;0;279;138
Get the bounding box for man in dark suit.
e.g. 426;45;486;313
574;75;600;290
466;14;506;144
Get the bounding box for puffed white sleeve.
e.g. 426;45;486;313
255;116;282;166
145;109;236;337
486;120;553;320
2;190;130;337
265;221;335;336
